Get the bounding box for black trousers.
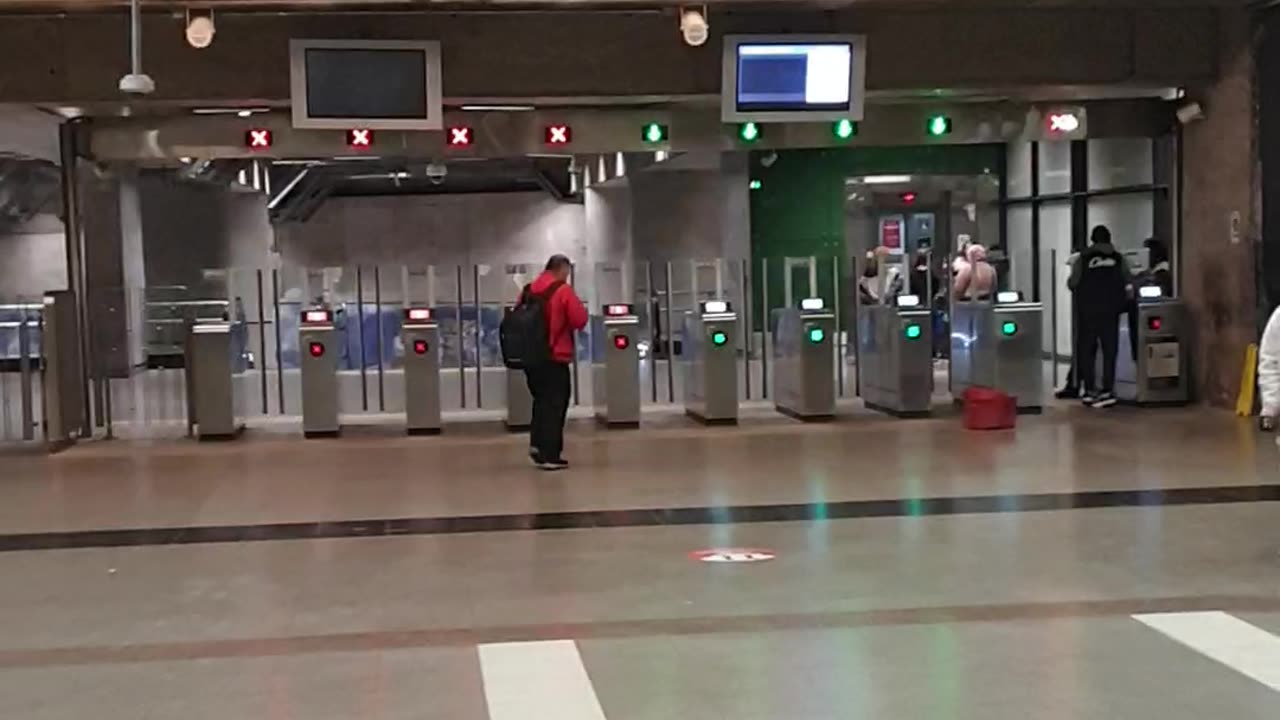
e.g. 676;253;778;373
525;362;571;461
1077;312;1120;394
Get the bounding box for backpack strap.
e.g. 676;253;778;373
539;280;565;301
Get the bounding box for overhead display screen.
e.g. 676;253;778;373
722;34;866;123
735;43;852;112
290;39;443;130
304;49;428;119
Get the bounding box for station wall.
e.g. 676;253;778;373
0;214;65;299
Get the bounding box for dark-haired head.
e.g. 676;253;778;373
545;254;573;281
1090;225;1112;246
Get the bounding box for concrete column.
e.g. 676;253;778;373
1181;8;1256;407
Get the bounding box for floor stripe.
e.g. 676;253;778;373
2;483;1280;552
478;640;607;720
1133;611;1280;692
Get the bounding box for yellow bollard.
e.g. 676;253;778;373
1236;343;1258;416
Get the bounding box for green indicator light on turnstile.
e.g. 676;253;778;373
927;115;952;137
807;327;825;344
642;123;668;144
749;179;762;191
1001;321;1018;336
711;331;728;347
739;122;761;143
904;323;922;340
833;119;857;140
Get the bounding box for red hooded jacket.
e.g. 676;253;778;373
524;271;589;364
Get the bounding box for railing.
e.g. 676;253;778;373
0;301;43;444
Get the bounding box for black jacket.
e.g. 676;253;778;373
1069;242;1131;316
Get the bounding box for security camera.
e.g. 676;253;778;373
425;162;447;184
1176;100;1205;125
680;6;709;47
118;73;156;95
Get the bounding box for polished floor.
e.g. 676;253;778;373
2;405;1280;718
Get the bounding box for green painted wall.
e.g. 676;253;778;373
748;144;1002;321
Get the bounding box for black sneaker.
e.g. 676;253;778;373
1092;392;1117;408
1055;386;1079;400
529;446;540;464
537;458;569;471
1081;393;1097;407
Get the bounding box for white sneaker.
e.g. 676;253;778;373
1092;392;1117;408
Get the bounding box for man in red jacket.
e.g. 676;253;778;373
523;254;588;470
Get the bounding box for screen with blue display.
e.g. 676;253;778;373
735;43;853;112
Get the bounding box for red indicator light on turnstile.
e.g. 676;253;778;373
613;335;630;350
245;128;272;149
413;339;429;355
309;341;325;358
347;128;373;148
545;125;572;146
447;126;472;148
1148;316;1163;331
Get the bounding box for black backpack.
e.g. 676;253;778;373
500;281;563;369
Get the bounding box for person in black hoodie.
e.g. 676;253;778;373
1068;225;1133;408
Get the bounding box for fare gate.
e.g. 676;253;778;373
186;319;244;440
593;303;640;428
1114;289;1188;405
402;308;443;435
683;300;739;425
951;294;1044;411
858;296;933;417
774;298;836;421
299;308;340;438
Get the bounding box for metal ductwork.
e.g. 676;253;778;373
0;154;62;233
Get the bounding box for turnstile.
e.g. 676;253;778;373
186;320;244;440
402;308;442;435
1115;292;1188;405
950;296;1044;411
683;300;739;425
774;298;836;421
592;303;640;428
503;305;534;431
41;290;84;450
858;296;933;417
506;369;533;431
299;307;340;438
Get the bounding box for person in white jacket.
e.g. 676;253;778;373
1258;305;1280;431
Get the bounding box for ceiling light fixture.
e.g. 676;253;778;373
459;104;535;112
185;9;216;49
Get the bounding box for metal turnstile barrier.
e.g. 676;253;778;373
1115;292;1188;405
593;303;640;428
858;296;933;417
506;368;533;431
186;320;244;440
773;298;836;421
42;291;84;450
503;305;533;431
683;300;739;425
299;307;340;438
950;296;1044;411
402;308;442;435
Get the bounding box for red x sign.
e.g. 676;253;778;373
1047;112;1080;134
447;126;472;147
544;125;571;145
245;128;272;149
347;128;373;148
